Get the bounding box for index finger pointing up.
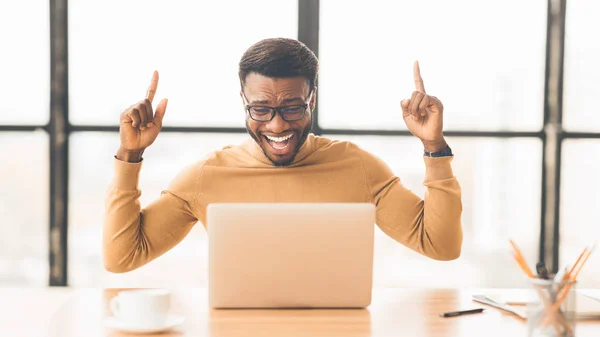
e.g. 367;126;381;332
146;70;159;103
413;60;426;93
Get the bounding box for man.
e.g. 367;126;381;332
103;38;462;273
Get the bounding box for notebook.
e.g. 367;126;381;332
473;289;600;320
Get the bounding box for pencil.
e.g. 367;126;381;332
509;240;566;334
565;246;589;280
509;240;535;277
553;248;593;308
542;244;596;327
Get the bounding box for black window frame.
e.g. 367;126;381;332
0;0;592;286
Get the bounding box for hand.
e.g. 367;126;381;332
117;71;168;161
401;61;447;152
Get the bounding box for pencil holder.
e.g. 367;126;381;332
527;278;577;337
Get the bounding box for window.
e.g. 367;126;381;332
68;0;298;127
563;1;600;132
0;0;49;124
0;0;50;287
7;0;599;287
0;132;49;286
560;140;600;288
318;0;546;131
68;132;249;287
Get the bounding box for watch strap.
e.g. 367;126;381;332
424;145;453;157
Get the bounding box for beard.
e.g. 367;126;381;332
246;117;312;167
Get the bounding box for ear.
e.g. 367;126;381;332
310;86;318;111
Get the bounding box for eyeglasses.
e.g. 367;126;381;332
242;90;313;122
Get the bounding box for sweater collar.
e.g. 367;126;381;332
245;133;318;167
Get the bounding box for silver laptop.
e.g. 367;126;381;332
206;203;375;309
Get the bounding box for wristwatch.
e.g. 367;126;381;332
424;145;453;157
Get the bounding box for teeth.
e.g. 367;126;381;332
265;134;293;142
271;142;289;150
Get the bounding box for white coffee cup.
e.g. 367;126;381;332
109;289;171;328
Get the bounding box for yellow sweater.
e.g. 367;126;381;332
103;134;463;273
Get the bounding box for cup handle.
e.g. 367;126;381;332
109;297;120;317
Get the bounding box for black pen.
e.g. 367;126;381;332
439;308;485;318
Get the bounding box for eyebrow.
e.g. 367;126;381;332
250;97;304;105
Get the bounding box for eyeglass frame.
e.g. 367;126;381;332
241;89;314;122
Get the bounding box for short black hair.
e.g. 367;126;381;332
238;38;318;92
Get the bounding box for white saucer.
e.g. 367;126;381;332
104;314;185;334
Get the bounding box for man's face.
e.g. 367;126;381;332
242;73;316;166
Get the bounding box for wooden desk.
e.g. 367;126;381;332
6;288;599;337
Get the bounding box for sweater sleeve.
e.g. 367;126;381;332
359;150;463;260
102;157;201;273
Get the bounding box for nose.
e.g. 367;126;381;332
266;112;290;134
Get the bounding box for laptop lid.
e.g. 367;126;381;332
207;203;375;309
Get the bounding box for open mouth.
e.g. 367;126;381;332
264;134;294;151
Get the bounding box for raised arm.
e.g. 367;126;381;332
361;151;463;261
365;61;463;260
103;71;200;273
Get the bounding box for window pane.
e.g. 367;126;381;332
0;1;49;125
0;132;49;286
322;135;542;287
69;0;298;127
560;140;600;288
69;132;249;287
563;2;600;132
319;0;546;131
